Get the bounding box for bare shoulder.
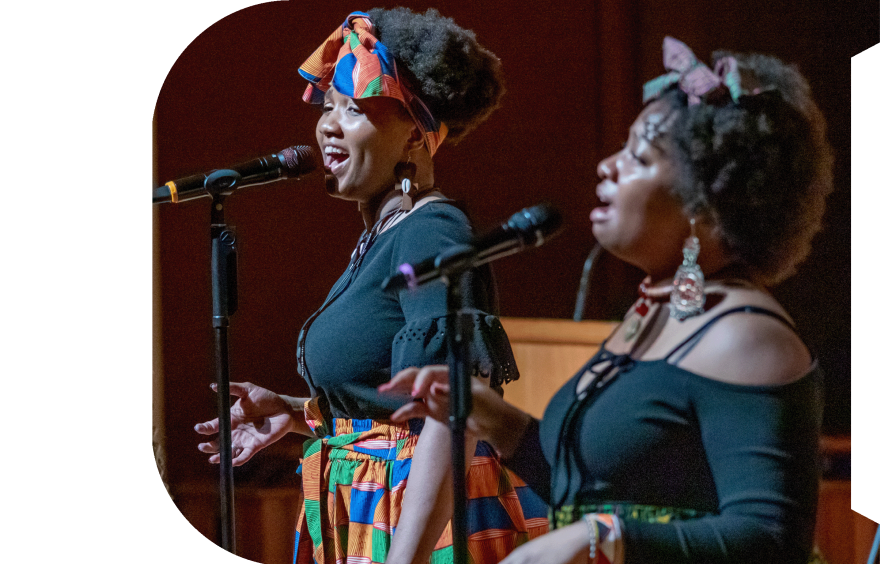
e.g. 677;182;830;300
675;291;813;386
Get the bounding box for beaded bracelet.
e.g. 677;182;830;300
582;513;598;562
582;513;624;564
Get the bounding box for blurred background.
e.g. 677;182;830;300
153;1;875;562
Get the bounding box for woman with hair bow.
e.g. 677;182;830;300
195;8;546;564
383;37;832;564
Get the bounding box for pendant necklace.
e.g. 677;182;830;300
624;277;671;342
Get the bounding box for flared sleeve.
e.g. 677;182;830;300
391;311;519;391
389;201;520;391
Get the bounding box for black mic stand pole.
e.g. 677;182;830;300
160;161;315;553
443;268;474;564
206;169;242;554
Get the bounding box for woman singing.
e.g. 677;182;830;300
195;8;546;564
384;37;833;564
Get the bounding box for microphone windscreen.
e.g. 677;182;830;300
508;203;564;246
280;145;318;176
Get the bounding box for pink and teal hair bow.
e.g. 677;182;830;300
643;36;766;106
299;11;448;156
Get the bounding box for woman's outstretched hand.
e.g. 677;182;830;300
380;365;489;433
194;382;297;466
499;522;591;564
380;365;457;423
380;365;537;461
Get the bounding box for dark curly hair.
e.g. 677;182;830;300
366;7;505;144
657;52;833;286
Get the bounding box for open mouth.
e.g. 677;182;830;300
591;184;614;222
324;146;350;174
590;205;612;223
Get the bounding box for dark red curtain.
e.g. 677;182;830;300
153;0;873;514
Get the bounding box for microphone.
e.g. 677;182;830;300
382;203;564;292
153;145;318;204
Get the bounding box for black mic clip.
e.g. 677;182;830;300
153;167;271;205
204;169;242;197
394;244;475;291
382;203;563;293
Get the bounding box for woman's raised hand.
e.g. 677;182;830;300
194;382;297;466
381;365;500;441
380;365;454;424
381;365;537;461
499;521;592;564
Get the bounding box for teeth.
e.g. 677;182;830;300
597;183;615;203
324;146;348;156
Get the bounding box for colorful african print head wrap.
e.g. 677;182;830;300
299;11;448;157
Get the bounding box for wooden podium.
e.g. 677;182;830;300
499;317;617;418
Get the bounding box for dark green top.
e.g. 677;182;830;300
505;307;823;563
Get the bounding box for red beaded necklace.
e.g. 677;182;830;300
624;277;672;342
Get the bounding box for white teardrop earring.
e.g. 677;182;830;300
394;158;417;211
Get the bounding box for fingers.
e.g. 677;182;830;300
200;442;254;466
194;418;220;435
380;365;450;397
410;365;450;398
197;439;219;454
200;447;257;466
378;367;420;394
232;446;256;467
389;385;451;425
389;401;430;423
210;381;252;398
198;382;265;467
429;381;450;397
383;365;451;424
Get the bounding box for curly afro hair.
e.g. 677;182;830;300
366;7;505;145
658;52;834;286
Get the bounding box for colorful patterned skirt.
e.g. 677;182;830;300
293;399;548;564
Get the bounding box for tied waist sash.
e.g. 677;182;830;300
294;398;549;564
299;398;422;469
296;398;421;560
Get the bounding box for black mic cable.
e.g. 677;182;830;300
573;242;603;321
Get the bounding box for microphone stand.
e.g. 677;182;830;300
206;169;242;554
443;267;474;564
159;161;314;554
380;204;563;563
211;211;237;553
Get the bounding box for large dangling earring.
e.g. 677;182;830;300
394;159;417;211
670;217;706;320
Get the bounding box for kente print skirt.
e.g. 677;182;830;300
293;398;548;564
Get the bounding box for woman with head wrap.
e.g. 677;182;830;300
384;37;832;564
195;8;547;564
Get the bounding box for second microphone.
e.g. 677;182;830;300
382;203;563;292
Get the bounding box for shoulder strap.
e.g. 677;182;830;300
665;305;797;365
